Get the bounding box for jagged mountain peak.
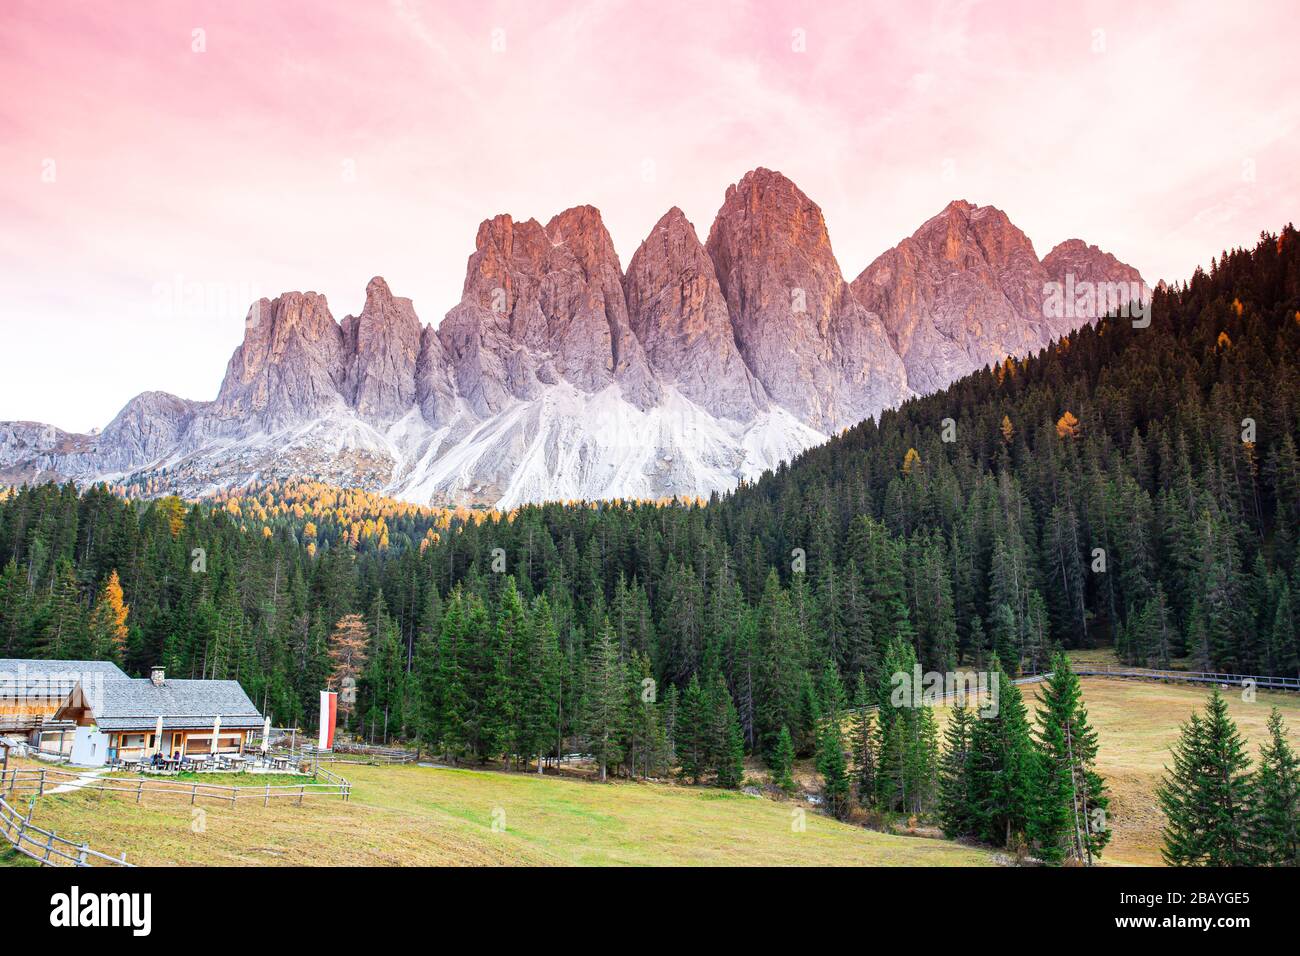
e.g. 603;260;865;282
2;170;1144;508
441;199;659;418
1042;238;1147;286
908;199;1038;270
707;167;906;432
341;277;424;423
216;290;346;427
624;205;766;422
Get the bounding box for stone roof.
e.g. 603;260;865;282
87;678;263;732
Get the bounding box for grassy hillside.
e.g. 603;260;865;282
8;761;990;867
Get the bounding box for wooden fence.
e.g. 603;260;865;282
291;742;417;766
1062;663;1300;692
0;766;350;807
0;792;131;867
851;661;1299;717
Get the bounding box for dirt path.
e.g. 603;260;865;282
45;768;108;795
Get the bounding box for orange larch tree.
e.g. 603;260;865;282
88;570;130;660
327;613;371;720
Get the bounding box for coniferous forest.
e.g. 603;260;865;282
2;226;1299;863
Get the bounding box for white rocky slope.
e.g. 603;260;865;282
0;169;1144;507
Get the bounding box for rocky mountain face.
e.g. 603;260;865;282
855;201;1048;395
707;169;909;432
0;169;1145;507
438;206;660;418
624;207;766;422
342;277;423;424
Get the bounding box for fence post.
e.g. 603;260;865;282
136;779;143;804
191;784;197;806
77;843;88;866
43;829;54;864
37;770;44;798
298;784;304;806
230;787;236;809
264;782;270;807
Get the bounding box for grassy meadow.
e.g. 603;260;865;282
4;675;1297;867
7;758;992;867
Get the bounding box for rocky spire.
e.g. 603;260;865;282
439;205;659;419
705;167;908;431
213;291;347;428
340;277;423;424
623;206;766;421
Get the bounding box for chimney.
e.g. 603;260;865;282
150;666;165;687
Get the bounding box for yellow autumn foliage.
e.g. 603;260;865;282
1056;411;1080;440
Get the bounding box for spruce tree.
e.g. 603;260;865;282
519;595;561;773
1030;653;1110;864
816;720;851;820
1247;708;1299;865
677;674;708;784
849;672;876;807
966;656;1035;849
716;691;746;790
582;620;627;782
874;635;936;814
906;704;940;816
1157;690;1253;866
937;703;974;838
771;724;796;794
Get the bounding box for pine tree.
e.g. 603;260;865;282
1157;690;1253;866
582;620;627;782
771;725;796;794
1246;708;1299;865
816;720;851;820
1030;652;1110;864
966;657;1035;849
715;689;746;790
849;672;875;807
937;703;974;838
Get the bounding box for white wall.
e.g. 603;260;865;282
68;726;110;767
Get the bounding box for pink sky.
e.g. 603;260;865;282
2;0;1296;432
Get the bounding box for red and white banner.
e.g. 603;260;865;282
318;690;337;751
